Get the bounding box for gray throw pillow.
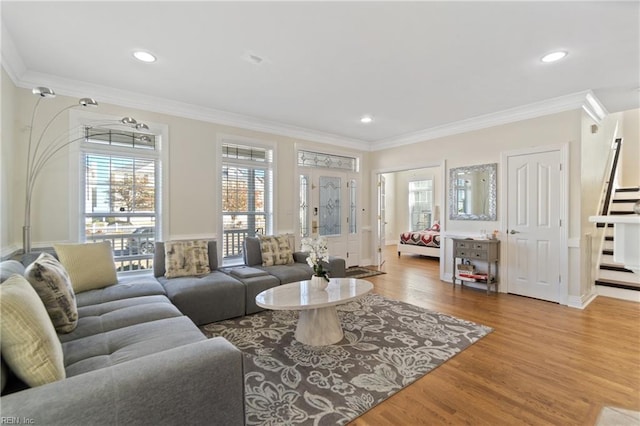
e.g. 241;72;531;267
24;253;78;334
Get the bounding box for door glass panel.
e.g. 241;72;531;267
319;176;341;236
349;179;357;234
299;174;309;238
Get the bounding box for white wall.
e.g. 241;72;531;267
3;82;367;256
370;110;587;299
620;108;640;187
1;69;17;254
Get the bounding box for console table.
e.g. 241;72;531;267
452;238;500;294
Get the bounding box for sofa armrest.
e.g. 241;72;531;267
293;252;346;278
1;337;244;426
293;251;310;264
326;256;346;278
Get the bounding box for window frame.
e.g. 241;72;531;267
408;178;434;231
68;110;169;273
217;135;276;266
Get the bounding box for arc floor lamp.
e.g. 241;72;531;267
23;86;148;254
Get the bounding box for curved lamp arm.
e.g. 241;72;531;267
22;86;146;254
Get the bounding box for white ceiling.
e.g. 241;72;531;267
2;1;639;149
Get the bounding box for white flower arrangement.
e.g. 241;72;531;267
301;236;330;281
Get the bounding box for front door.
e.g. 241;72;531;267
506;149;562;302
310;170;348;262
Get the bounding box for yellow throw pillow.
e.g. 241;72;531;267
164;240;211;278
259;235;294;266
0;274;65;387
54;241;118;293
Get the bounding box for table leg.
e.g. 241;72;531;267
296;306;343;346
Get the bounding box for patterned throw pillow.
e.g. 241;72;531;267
164;240;211;278
0;274;66;387
24;253;78;334
430;221;441;232
259;235;294;266
54;241;118;293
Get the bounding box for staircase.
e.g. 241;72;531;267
595;187;640;291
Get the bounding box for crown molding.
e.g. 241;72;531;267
0;24;26;84
370;90;609;151
9;68;371;152
3;32;607;154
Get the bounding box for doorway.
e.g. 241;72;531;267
299;167;360;267
374;162;446;279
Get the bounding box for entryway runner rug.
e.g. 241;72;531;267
344;266;386;279
201;293;492;425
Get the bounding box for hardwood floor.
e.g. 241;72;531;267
349;246;640;425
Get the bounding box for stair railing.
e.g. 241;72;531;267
593;138;622;288
601;138;623;216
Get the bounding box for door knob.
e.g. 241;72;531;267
509;229;519;234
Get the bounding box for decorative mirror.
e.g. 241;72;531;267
449;163;497;221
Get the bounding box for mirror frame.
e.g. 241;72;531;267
449;163;497;221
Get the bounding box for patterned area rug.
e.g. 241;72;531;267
344;266;386;279
201;293;492;425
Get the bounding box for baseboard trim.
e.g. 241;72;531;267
596;285;640;303
567;287;598;309
1;244;21;260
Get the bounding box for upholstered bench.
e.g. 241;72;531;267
222;266;280;315
154;241;246;325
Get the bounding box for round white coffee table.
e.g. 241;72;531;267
255;278;374;346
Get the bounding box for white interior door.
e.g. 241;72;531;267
506;149;562;302
377;174;386;267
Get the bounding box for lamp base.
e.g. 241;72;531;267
23;225;31;254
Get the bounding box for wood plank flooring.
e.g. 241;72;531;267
349;246;640;425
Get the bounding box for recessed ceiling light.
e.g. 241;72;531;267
360;115;373;124
541;51;567;63
133;50;157;63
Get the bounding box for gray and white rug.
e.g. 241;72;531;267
344;266;386;279
201;293;492;425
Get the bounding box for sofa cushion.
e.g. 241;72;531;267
260;263;314;284
74;275;166;307
62;316;205;377
0;275;65;387
154;240;219;277
24;253;78;334
259;235;294;266
59;296;182;343
0;260;25;283
228;266;269;279
163;240;211;278
54;242;117;293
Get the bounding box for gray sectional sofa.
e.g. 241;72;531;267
242;236;346;284
0;259;245;426
1;235;347;425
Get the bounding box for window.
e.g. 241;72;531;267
409;179;433;231
221;142;273;265
298;150;358;171
81;127;160;273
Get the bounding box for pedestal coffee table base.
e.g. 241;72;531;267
255;278;373;347
295;306;343;346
